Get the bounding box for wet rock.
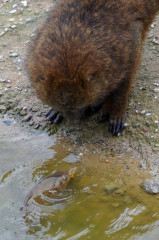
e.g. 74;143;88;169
123;196;132;204
82;186;91;192
62;153;80;163
100;196;109;202
111;202;119;208
104;184;118;194
115;189;126;196
141;177;159;194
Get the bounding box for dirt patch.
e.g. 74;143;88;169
0;0;159;182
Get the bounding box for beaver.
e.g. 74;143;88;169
27;0;159;135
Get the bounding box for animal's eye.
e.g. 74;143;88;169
40;76;47;81
87;74;96;82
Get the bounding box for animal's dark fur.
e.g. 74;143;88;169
27;0;159;134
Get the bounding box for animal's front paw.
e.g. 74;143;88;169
45;109;63;124
109;117;125;135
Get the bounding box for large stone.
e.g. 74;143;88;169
141;177;159;194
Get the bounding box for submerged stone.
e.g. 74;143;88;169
104;184;118;194
111;202;120;208
62;154;80;163
141;177;159;194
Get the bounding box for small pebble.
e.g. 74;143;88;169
11;25;17;29
145;112;151;116
29;121;34;126
154;89;159;93
0;79;6;83
21;1;28;7
79;152;84;157
140;110;146;115
83;186;90;192
154;120;159;124
10;53;18;57
104;184;118;194
0;32;5;37
151;23;155;28
26;18;31;22
153;83;159;87
9;18;15;22
12;4;17;8
9;10;17;14
111;202;119;208
152;38;159;45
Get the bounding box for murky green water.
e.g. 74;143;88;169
0;118;159;240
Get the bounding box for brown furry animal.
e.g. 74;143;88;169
27;0;159;135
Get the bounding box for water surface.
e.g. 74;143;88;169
0;118;159;240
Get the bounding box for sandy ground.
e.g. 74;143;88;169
0;0;159;189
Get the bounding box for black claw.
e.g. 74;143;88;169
109;118;125;135
120;119;125;132
53;114;63;124
46;112;58;121
45;109;53;117
45;109;63;124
